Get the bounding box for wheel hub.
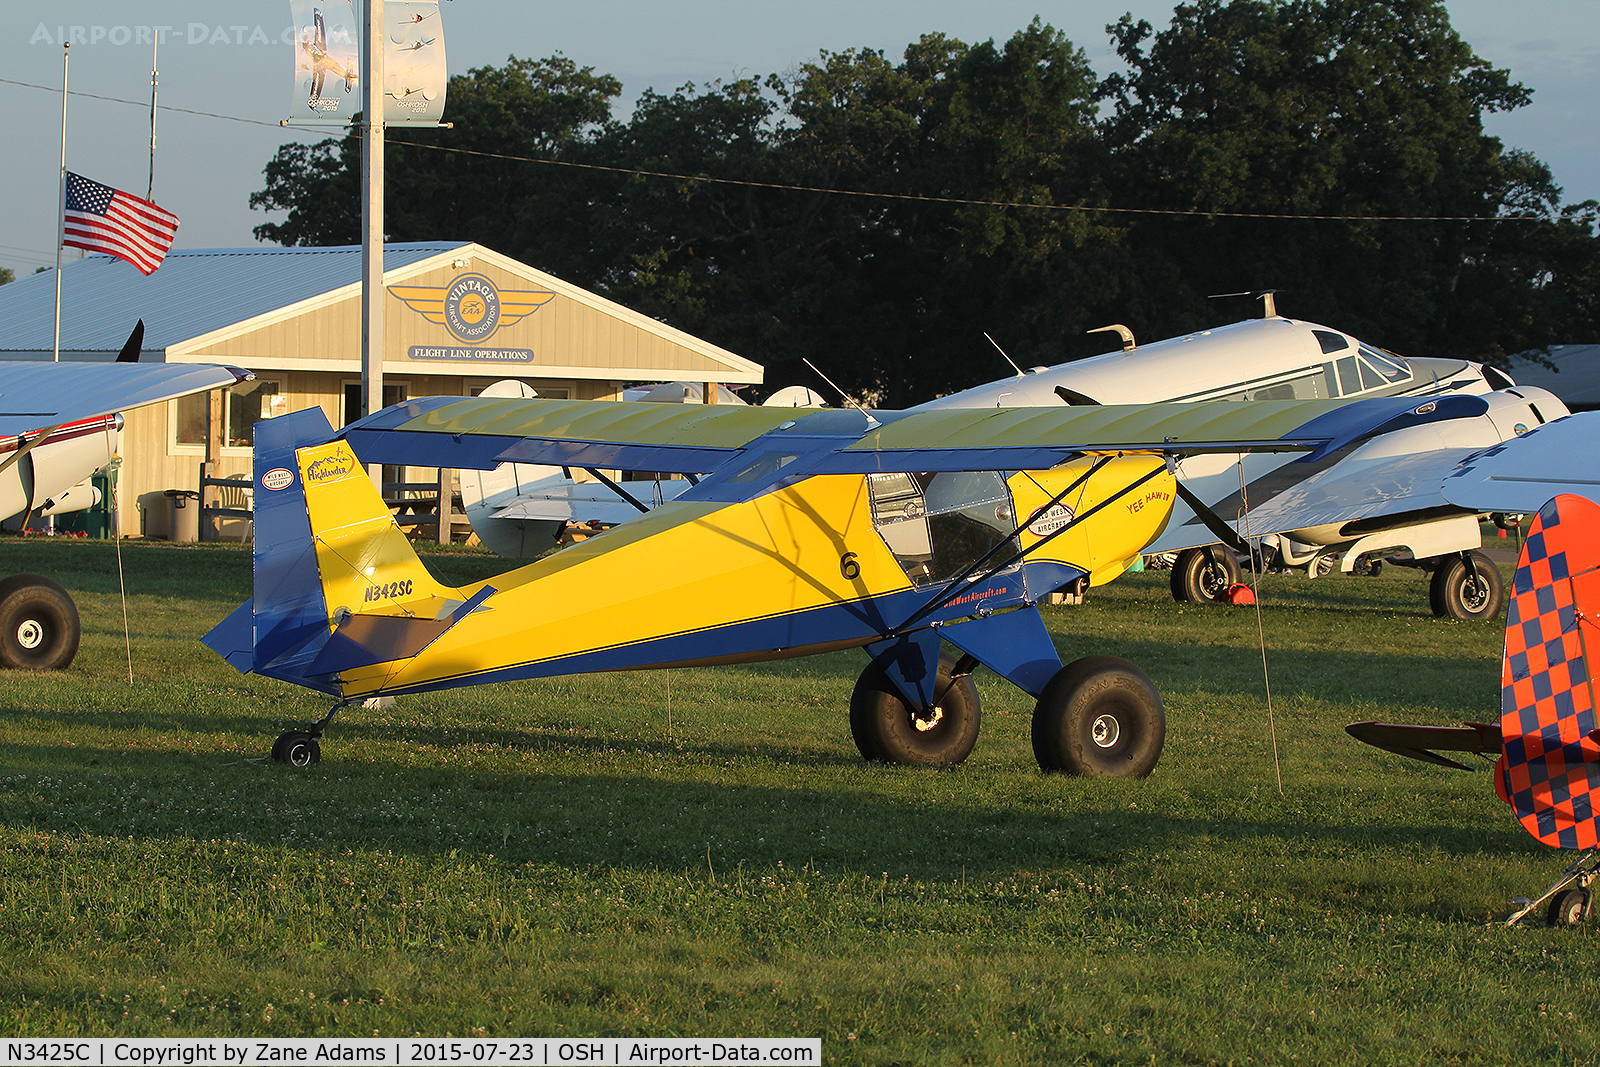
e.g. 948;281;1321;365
15;619;43;650
1091;713;1121;748
913;705;945;732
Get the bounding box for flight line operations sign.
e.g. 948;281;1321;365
389;273;556;361
0;1037;821;1065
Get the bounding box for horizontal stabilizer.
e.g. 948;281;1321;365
1346;720;1499;771
201;598;256;674
307;586;496;676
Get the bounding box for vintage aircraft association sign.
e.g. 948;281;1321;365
389;273;556;360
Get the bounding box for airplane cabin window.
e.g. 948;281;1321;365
1322;363;1341;397
1246;383;1296;401
869;470;1020;586
1360;346;1411;383
1357;357;1387;391
1336;356;1362;394
1314;330;1351;354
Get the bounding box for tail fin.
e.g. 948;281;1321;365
1498;494;1600;850
207;407;480;697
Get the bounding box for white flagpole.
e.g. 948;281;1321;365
362;0;385;483
52;42;69;363
147;34;159;200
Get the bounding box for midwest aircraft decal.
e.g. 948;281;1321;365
389;273;555;361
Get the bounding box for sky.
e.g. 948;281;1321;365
3;1;1597;281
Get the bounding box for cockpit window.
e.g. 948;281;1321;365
1314;330;1351;355
868;470;1019;586
1360;345;1411;383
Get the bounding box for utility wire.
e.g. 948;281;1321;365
3;74;1579;225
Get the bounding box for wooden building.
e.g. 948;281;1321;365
0;242;762;536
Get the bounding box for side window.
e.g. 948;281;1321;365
868;471;1019;586
1246;383;1296;401
1314;330;1351;354
1357;357;1387;392
1336;356;1362;395
1322;362;1340;397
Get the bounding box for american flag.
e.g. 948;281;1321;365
62;171;180;275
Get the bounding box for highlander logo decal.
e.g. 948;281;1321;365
304;453;354;484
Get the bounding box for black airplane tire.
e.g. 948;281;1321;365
1430;552;1504;621
0;574;81;670
1171;547;1241;605
849;652;981;767
1032;655;1165;777
272;730;321;767
1547;887;1589;928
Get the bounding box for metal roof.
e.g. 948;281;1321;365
0;243;468;353
1507;345;1600;410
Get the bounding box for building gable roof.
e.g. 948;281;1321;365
0;243;466;352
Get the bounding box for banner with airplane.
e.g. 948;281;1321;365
288;0;446;126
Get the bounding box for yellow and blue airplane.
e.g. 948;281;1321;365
204;393;1489;775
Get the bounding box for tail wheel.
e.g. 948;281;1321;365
1429;552;1504;621
849;651;981;766
271;730;322;767
0;574;81;670
1171;546;1241;604
1032;655;1165;777
1547;887;1590;928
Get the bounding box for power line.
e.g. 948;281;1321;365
2;74;1576;225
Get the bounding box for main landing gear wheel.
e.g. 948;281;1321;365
0;574;81;670
271;730;322;766
1429;551;1504;621
1171;546;1241;605
1032;655;1165;777
850;651;981;766
1547;887;1591;928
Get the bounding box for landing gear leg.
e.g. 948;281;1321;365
1505;848;1600;927
271;701;351;767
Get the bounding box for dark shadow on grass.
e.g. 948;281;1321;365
0;740;1547;899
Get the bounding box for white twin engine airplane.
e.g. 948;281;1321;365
919;294;1563;619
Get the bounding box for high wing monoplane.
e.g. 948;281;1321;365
0;356;253;669
1346;412;1600;924
205;392;1487;773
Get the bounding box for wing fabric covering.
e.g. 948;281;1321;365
341;394;1492;484
1498;494;1600;849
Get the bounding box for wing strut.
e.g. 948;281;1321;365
581;467;651;515
896;457;1169;632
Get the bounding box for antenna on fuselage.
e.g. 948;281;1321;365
1087;323;1136;351
802;358;880;430
984;332;1026;376
1209;290;1281;318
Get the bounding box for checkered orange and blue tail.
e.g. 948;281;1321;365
1495;493;1600;849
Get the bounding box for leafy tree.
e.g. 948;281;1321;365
250;53;621;280
1096;0;1598;362
0;267;13;286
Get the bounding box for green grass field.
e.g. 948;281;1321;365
0;538;1594;1064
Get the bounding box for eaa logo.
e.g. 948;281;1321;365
304;453;354;484
389;273;556;345
443;274;501;343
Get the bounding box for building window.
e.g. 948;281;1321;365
172;378;284;451
229;379;284;447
